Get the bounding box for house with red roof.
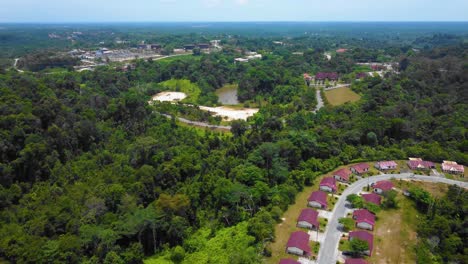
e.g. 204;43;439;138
442;161;464;175
336;48;348;53
375;160;397;171
297;208;319;230
353;209;375;231
361;193;382;205
407;158;435;170
345;258;368;264
315;72;339;81
279;259;300;264
319;177;337;193
349;231;374;256
286;231;310;257
334;168;352;183
350;163;370;175
308;191;328;209
355;72;367;79
372;180;394;195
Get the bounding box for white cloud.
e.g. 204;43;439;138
235;0;249;5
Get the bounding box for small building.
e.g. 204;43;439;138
334;168;352;183
286;231;310;257
375;161;397;171
297;208;319;230
372;180;394;195
315;72;339;81
151;44;162;50
350;163;369;175
279;259;300;264
361;193;382;205
336;48;348;53
349;231;373;256
234;58;249;63
353;209;375;231
308;191;328;209
184;44;196;50
319;177;337;193
137;44;150;50
442;161;464;175
345;259;368;264
197;43;211;49
407;158;435;170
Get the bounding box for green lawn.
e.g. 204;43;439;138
324;87;361;106
158;79;201;103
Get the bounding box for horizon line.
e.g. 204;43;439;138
1;20;468;24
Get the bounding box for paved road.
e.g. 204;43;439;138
160;113;231;130
324;84;350;91
313;88;324;113
317;173;468;264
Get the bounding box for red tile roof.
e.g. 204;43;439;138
336;48;348;53
362;193;382;205
297;208;319;227
334;168;352;181
320;177;337;192
376;160;397;169
442;161;464;173
286;231;310;256
279;259;300;264
315;72;339;80
349;231;373;255
353;209;375;226
345;259;368;264
408;160;435;170
308;191;328;208
351;163;370;174
373;180;394;191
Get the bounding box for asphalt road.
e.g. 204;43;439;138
317;173;468;264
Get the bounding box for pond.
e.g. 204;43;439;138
216;84;239;105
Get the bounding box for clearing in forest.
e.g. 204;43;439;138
324;87;361;106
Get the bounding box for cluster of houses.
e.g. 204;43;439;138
303;72;340;86
279;157;464;264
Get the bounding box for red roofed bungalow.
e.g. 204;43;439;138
372;180;394;195
334;168;352;182
353;209;375;230
315;72;339;81
442;161;464;175
345;259;368;264
375;160;397;171
279;259;300;264
350;163;370;175
349;231;374;256
336;48;348;53
297;208;319;230
407;158;435;170
308;191;328;209
286;231;311;257
362;193;382;205
319;177;337;193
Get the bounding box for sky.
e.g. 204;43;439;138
1;0;467;23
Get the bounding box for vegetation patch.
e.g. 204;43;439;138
159;79;202;104
324;87;361;106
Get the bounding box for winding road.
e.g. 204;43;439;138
317;173;468;264
160;113;231;130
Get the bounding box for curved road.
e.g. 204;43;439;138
160;113;232;130
317;173;468;264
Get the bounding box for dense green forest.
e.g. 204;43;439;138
0;24;467;263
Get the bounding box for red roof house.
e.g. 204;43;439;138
315;72;339;81
349;231;374;256
353;209;375;230
297;208;319;230
345;259;368;264
336;48;348;53
279;259;300;264
442;161;464;175
375;161;397;170
319;177;337;193
308;191;328;209
356;72;368;79
407;158;435;170
362;193;382;205
286;231;311;257
372;180;394;194
334;168;352;182
350;163;370;175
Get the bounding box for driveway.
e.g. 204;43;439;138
316;173;468;264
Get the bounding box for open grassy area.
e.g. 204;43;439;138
324;87;361;106
159;79;201;103
392;179;449;198
369;193;418;264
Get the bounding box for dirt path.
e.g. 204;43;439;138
313;88;324;113
160;113;231;131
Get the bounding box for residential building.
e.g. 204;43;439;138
442;161;464;175
319;177;337;193
407;158;435;170
297;208;319;230
353;209;375;231
372;180;394;194
308;191;328;209
375;161;397;170
350;163;370;175
286;231;310;257
361;193;382;205
334;168;352;183
349;231;374;256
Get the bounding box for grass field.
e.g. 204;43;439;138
369;193;418;264
159;79;201;103
324;87;361;106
